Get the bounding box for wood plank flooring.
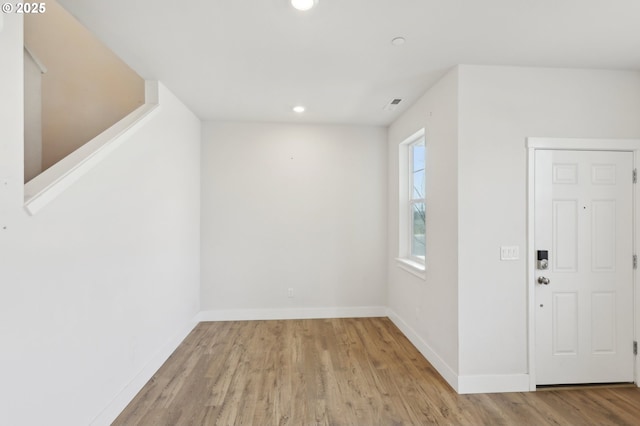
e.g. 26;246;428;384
113;318;640;425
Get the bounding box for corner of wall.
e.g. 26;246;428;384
89;317;200;425
387;309;459;392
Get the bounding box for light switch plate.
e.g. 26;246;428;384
500;246;519;260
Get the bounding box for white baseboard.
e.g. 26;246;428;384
386;309;459;392
458;374;530;394
89;315;199;426
387;309;531;394
198;306;387;322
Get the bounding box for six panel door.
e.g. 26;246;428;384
535;150;634;385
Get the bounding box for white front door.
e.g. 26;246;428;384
535;149;634;385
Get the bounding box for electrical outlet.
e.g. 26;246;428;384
287;288;294;298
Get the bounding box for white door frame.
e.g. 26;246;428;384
527;137;640;391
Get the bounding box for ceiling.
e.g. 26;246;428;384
57;0;640;126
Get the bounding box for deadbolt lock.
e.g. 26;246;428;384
537;250;549;270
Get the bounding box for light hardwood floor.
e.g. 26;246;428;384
114;318;640;425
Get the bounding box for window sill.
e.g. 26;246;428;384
395;258;426;280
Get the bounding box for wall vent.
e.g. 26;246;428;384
384;98;403;111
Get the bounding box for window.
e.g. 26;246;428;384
409;138;426;262
397;129;426;277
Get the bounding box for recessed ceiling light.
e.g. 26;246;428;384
291;0;317;11
391;37;406;46
293;105;306;113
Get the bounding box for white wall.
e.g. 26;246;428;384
201;122;387;316
387;64;640;393
457;66;640;383
387;68;460;383
0;14;201;426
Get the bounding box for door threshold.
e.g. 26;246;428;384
537;382;635;392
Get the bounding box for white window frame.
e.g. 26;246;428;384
396;129;426;278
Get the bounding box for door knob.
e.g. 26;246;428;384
537;276;550;285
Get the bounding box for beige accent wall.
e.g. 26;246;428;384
24;0;145;171
24;48;43;182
